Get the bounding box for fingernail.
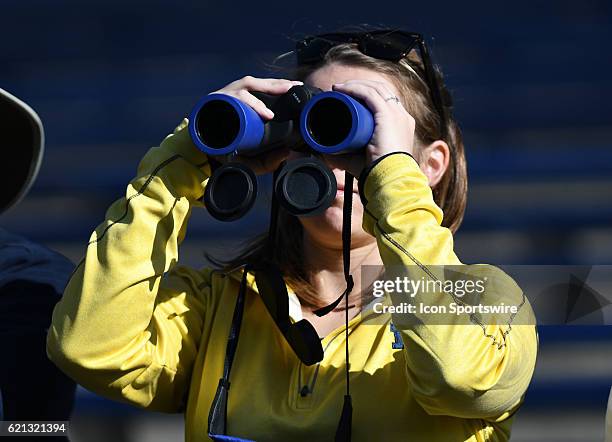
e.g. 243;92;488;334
266;109;275;118
291;80;304;85
333;83;344;87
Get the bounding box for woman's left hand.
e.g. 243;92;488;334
322;80;416;177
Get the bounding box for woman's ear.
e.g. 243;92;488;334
419;140;450;187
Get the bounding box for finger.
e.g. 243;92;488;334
211;86;275;120
331;82;389;115
338;79;397;101
229;89;275;119
240;76;303;94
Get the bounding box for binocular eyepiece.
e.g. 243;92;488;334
189;85;374;221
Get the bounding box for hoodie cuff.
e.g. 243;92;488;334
162;118;211;169
358;152;443;236
136;119;212;204
358;152;417;205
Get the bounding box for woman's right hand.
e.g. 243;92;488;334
210;76;303;175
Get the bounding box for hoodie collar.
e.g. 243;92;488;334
225;267;303;322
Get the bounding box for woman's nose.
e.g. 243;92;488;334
320;153;342;170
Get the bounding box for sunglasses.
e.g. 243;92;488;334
295;29;450;139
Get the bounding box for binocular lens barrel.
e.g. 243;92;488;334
304;97;352;147
189;90;375;157
300;91;374;154
189;94;264;156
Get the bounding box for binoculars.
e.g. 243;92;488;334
188;85;375;221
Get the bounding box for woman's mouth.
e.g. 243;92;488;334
336;184;357;196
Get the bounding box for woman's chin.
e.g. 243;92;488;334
300;201;363;236
298;188;365;243
304;205;342;232
302;206;344;234
323;205;346;231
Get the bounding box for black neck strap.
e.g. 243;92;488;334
313;170;355;316
334;171;354;442
208;164;283;437
208;264;250;436
265;165;282;260
208;169;355;441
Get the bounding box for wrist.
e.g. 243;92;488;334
367;145;414;165
358;151;417;205
161;118;210;170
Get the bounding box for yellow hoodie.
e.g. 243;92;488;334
47;119;537;442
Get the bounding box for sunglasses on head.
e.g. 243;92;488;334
295;29;450;139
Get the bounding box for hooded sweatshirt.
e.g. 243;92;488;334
47;119;538;442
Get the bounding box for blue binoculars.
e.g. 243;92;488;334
188;85;374;222
188;85;375;156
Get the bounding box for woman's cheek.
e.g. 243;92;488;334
351;202;367;234
297;194;365;236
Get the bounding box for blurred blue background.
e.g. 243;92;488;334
1;0;612;440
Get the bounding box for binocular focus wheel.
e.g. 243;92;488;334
275;157;337;216
204;163;257;222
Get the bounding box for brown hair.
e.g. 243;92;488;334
211;43;468;308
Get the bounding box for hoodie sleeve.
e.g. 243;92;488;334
47;119;212;412
359;152;538;421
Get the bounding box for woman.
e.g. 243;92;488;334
47;30;538;441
